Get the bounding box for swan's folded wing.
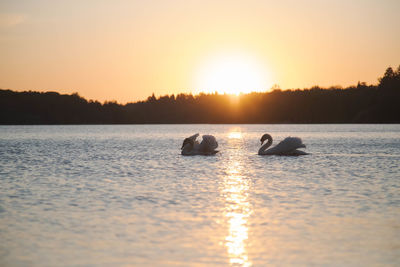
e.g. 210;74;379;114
200;135;218;152
275;137;305;153
188;133;199;141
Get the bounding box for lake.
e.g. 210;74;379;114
0;124;399;266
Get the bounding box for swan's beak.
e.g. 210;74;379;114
260;140;264;145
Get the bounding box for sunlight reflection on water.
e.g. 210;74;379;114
222;129;252;266
228;131;242;139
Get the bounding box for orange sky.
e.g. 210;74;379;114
1;0;399;103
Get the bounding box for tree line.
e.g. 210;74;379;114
1;66;399;124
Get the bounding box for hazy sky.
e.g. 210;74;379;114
1;0;399;103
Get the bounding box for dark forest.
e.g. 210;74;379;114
1;66;399;124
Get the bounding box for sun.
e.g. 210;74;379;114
194;52;271;95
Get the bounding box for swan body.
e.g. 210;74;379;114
181;133;219;155
258;133;308;156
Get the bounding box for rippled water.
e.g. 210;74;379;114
1;124;399;266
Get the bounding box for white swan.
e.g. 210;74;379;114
258;133;308;156
181;133;219;155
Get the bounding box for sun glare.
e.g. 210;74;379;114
195;52;270;95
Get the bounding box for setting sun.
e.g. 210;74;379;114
195;52;271;95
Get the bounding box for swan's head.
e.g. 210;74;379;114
260;133;272;145
181;138;194;150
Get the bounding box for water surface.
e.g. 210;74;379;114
1;124;399;266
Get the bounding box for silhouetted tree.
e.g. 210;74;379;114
379;65;400;90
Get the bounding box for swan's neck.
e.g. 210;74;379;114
258;137;273;155
181;143;193;155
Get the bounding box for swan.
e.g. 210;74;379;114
181;133;219;155
258;133;308;156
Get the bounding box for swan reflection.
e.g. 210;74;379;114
222;131;252;266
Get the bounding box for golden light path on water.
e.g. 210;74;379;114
222;129;252;267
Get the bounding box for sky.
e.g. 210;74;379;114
1;0;399;103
